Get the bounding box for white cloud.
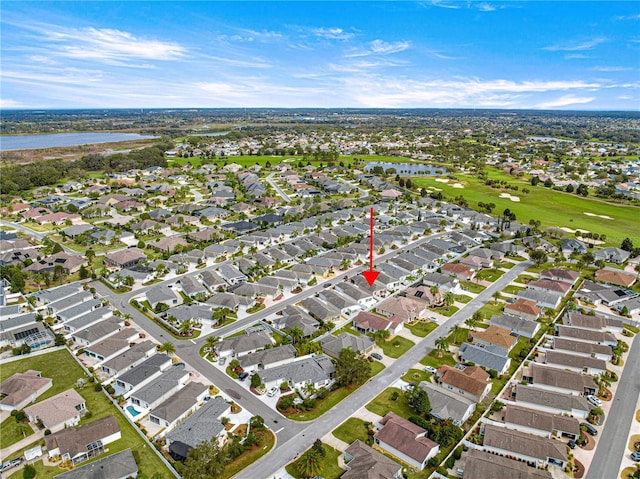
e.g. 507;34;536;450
429;0;461;9
0;99;25;108
310;27;354;40
565;54;590;60
477;3;497;12
613;14;640;21
544;38;606;52
591;66;633;72
370;39;410;54
534;95;595;109
30;25;186;64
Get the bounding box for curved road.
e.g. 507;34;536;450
266;173;291;203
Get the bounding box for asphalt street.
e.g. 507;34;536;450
585;332;640;479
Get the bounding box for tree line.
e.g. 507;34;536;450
0;140;172;194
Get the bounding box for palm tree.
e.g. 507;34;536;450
429;285;439;300
288;326;304;345
595;372;612;397
296;450;323;478
158;341;176;357
443;292;455;312
204;335;219;355
450;324;465;345
434;336;450;358
178;319;193;337
465;311;483;331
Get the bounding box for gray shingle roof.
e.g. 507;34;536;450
130;367;189;405
149;381;208;423
53;449;138;479
166;396;229;448
116;354;171;389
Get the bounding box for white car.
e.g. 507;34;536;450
267;387;279;398
424;366;438;374
587;395;602;407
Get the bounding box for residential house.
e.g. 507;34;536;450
318;289;362;317
593;247;630;264
24;388;86;433
422;272;461;294
539;350;607;375
561;238;588;256
527;279;572;296
540;269;581;286
555;325;617;347
352;311;403;335
24;252;85;275
83;328;140;362
52;449;138;479
517;289;563;310
147;381;209;434
238;345;297;373
595;268;637;288
100;340;157;377
435;364;491;402
501;405;580;440
522;364;597;396
71;318;124;348
321;333;375;359
374;413;439;471
0;371;52;411
442;262;475;281
470;325;517;353
217;264;247;286
114;354;172;397
273;305;320;337
300;297;341;323
145;285;180;310
462;449;552;479
214;330;274;359
334;282;377;309
458;342;511;375
45;415;121;464
256;354;335;392
507;384;590;419
104;248;147;269
128;367;190;412
341;440;402;479
376;296;428;323
419;381;476;426
34;283;83;307
563;311;623;333
548;337;613;361
166;397;230;459
489;314;540;338
504;299;542;321
482;424;568;469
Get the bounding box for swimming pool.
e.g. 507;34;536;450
126;405;141;417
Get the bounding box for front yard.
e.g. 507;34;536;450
377;336;415;358
405;320;438;338
332;417;372;445
365;387;414;419
285;443;344;479
475;268;505;282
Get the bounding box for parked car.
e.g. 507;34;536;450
587;395;602;407
267;387;279;398
567;439;576;449
238;372;249;380
323;282;332;288
631;452;640;462
371;352;383;360
424;366;438;374
580;422;598;436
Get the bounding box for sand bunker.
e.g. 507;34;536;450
584;212;613;220
452;183;464;189
559;227;590;234
499;193;520;202
435;178;450;183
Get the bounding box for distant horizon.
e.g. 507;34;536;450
2;1;638;110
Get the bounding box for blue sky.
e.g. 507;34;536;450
1;1;638;110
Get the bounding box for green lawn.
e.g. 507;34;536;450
286;443;344;479
413;170;640;245
332;323;361;337
1;349;172;479
366;387;415;419
514;274;538;285
332;417;371;445
377;336;415;358
461;281;486;293
475;268;506;282
370;360;386;377
454;294;472;304
509;336;533;360
475;301;505;320
431;305;459;317
420;350;457;369
402;368;431;384
0;416;34;449
405;320;438;338
221;429;275;479
503;285;526;295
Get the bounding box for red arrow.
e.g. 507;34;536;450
362;206;380;286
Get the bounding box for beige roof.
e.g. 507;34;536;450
552;338;612;357
463;449;552;479
544;350;607;371
375;413;438;463
24;388;85;429
503;405;580;436
556;325;617;344
505;298;541;316
0;371;51;408
563;312;623;331
528;279;572;294
342;440;401;479
595;269;636;287
483;424;567;462
437;365;490;397
531;364;597;393
353;311;402;332
471;325;517;349
45;416;119;458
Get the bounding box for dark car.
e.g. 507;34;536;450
567;439;576;449
238;372;249;380
371;353;383;360
580;422;598;436
323;282;332;288
631;452;640;462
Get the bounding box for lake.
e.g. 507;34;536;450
0;132;158;151
365;162;447;176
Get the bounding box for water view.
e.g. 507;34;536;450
0;132;157;151
365;162;447;176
